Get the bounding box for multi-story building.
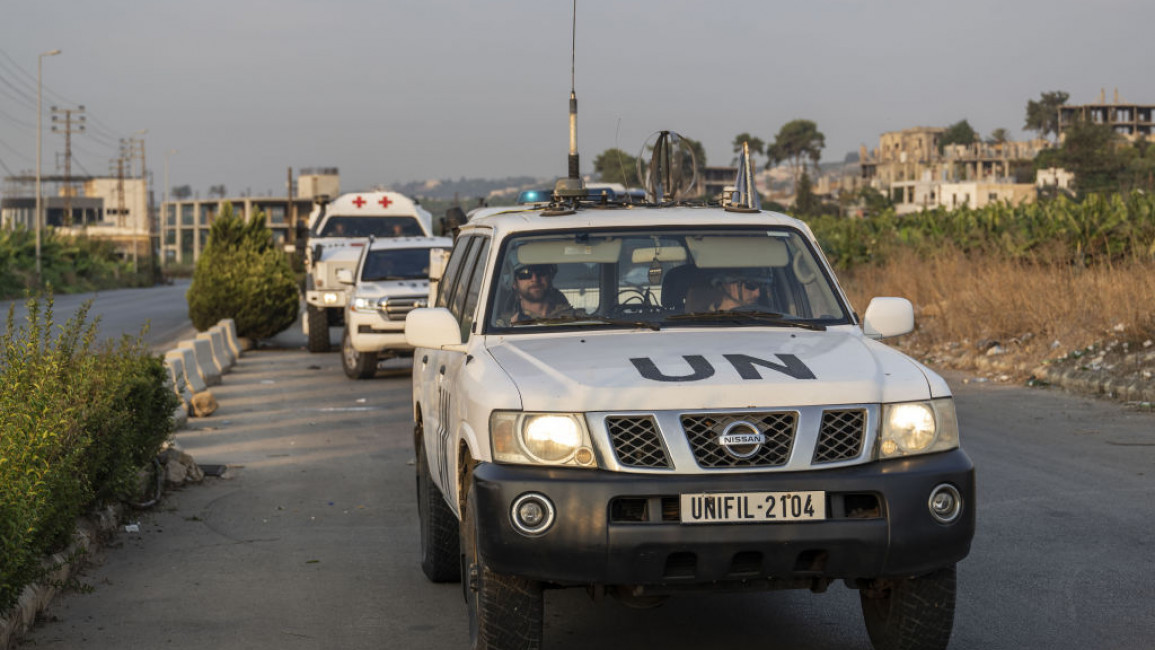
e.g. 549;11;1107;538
1058;89;1155;143
159;168;338;265
859;127;1050;214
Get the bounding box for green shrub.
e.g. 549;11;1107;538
0;295;178;613
0;228;142;299
186;202;299;340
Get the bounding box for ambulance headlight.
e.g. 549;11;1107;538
879;398;959;458
491;412;597;468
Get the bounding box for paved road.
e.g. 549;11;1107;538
19;330;1155;648
1;280;198;351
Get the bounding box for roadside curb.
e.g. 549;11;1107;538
0;505;123;649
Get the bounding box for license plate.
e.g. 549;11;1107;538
680;491;826;524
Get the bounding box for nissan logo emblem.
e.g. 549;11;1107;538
717;421;765;459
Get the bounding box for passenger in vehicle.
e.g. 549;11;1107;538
692;269;771;312
495;263;578;325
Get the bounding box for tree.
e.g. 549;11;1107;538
939;119;978;152
171;185;192;200
208;184;228;198
766;119;825;194
1057;119;1125;196
731;133;765;165
793;171;819;216
988;128;1010;144
186;202;299;340
1024;90;1069;142
592;148;641;186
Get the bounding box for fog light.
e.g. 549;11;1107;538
322;292;339;305
511;493;555;536
928;483;962;524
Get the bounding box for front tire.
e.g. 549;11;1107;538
461;474;543;650
860;565;957;650
341;328;377;379
416;427;460;583
306;304;330;353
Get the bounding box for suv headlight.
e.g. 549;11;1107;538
878;398;959;459
351;295;379;314
491;412;598;468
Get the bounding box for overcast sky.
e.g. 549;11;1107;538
2;0;1153;197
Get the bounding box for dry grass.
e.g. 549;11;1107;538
839;247;1155;378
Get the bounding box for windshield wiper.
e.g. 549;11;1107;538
667;310;826;331
512;315;661;331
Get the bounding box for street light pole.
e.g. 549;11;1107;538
163;149;177;267
35;48;61;283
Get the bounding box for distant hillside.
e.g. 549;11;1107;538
393;176;548;201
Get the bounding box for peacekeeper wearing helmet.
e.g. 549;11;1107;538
494;262;581;326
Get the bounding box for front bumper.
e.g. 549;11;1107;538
472;449;974;587
306;289;347;308
346;311;408;353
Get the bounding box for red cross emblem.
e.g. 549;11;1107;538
352;196;366;208
378;196;392;209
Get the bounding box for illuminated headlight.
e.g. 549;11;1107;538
491;412;597;468
322;292;340;305
351;295;378;314
878;398;959;459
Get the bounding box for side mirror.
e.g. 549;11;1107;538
406;308;464;350
336;269;354;285
863;297;914;340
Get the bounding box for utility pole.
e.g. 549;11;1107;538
51;105;86;227
35;48;61;283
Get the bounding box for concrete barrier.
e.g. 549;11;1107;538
161;356;192;429
167;348;208;394
179;339;221;386
217;318;242;358
197;332;231;373
210;325;236;368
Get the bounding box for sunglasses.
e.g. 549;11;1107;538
515;266;553;280
726;279;762;291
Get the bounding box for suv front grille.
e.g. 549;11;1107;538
813;409;866;463
380;296;427;320
606;416;671;468
681;412;796;468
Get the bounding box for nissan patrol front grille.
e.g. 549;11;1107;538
681;412;797;468
813;409;866;464
605;416;671;468
379;296;426;320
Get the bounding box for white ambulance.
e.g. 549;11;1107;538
302;191;433;352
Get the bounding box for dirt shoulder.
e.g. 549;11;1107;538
894;334;1155;409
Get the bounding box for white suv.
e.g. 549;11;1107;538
337;236;451;379
405;203;974;650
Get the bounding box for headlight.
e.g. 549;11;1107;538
351;295;378;314
491;412;597;468
878;398;959;459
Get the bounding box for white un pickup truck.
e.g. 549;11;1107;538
302;191;433;352
404;200;974;650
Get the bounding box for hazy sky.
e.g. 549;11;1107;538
2;0;1153;197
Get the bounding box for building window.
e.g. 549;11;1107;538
181;204;194;226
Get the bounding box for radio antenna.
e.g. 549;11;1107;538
568;0;579;181
555;0;584;198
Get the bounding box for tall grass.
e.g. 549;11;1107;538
814;192;1155;376
0;228;147;299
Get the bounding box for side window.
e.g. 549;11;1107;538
458;238;491;340
436;236;475;309
449;238;485;321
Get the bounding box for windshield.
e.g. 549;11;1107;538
318;216;424;237
486;227;850;331
361;248;435;281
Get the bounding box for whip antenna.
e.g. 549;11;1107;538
556;0;585;198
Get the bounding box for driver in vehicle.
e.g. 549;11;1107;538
496;263;579;325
